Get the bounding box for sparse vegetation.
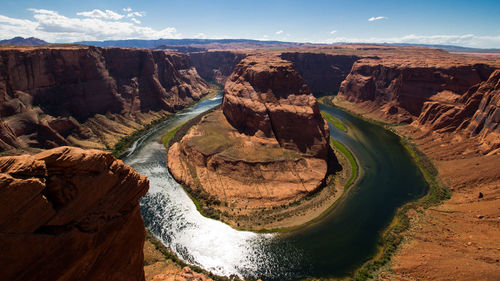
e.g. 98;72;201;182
112;115;172;158
161;123;184;147
322;111;347;132
330;138;358;189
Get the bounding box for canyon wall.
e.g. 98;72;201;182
0;46;209;152
281;52;360;95
0;146;149;281
338;58;494;119
417;69;500;152
337;56;499;152
189;51;246;84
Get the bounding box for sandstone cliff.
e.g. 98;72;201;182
336;54;499;152
0;146;149;281
189;51;246;84
0;46;209;152
281;52;360;95
338;58;494;121
417;69;500;153
222;54;331;158
168;55;337;214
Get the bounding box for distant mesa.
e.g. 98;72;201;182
0;37;49;46
153;44;208;53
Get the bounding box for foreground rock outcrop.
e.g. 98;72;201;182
0;45;209;152
0;146;149;281
168;54;337;222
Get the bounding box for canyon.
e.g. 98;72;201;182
0;45;209;153
0;43;499;281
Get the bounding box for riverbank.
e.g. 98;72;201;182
320;96;500;281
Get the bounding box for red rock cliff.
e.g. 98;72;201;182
338;58;494;120
189;51;246;84
0;46;209;151
0;146;149;281
281;52;360;95
417;70;500;152
337;52;499;152
222;54;331;158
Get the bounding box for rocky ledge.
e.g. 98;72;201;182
0;146;149;281
168;54;338;220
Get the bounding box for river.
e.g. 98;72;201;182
123;94;428;280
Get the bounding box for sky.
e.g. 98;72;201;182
1;0;499;48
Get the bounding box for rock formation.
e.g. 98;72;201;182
0;146;149;281
168;54;336;211
222;54;331;158
337;54;499;152
417;69;500;153
0;46;209;151
338;58;494;120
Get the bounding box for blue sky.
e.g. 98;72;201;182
1;0;499;47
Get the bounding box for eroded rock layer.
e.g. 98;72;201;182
0;146;149;281
222;54;331;158
189;51;246;84
417;69;500;152
281;52;360;95
0;46;209;151
168;54;336;208
338;58;494;119
337;53;499;152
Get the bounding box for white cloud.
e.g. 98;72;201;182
0;8;180;42
77;9;124;20
330;30;337;34
130;18;141;24
275;30;283;35
324;33;500;48
123;7;132;12
127;11;145;18
194;33;207;39
368;16;387;22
